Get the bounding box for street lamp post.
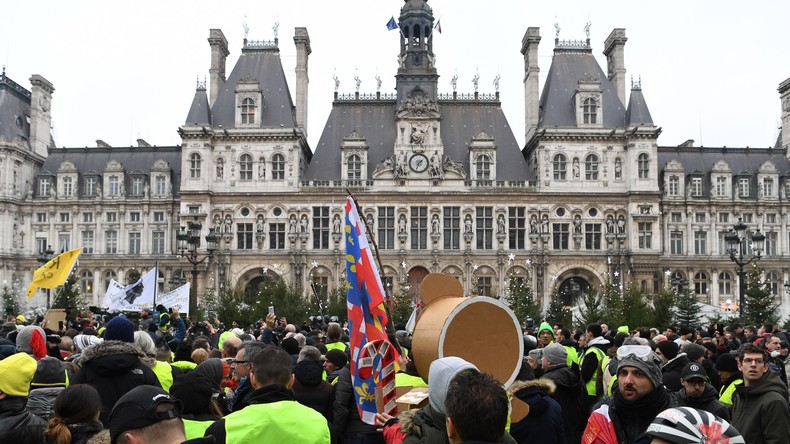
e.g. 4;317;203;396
176;219;218;323
36;245;55;308
725;218;765;324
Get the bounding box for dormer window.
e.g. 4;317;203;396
583;98;597;124
690;177;703;197
668;175;679;196
763;177;774;197
738;177;750;198
476;154;492;180
241;98;256;124
235;78;262;127
347;154;362;180
108;176;120;196
62;176;73;197
39;178;51;197
131;177;143;195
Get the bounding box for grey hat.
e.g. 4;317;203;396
542;343;567;366
617;345;663;389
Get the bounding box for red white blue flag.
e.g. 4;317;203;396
344;196;397;424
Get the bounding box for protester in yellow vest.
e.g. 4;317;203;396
203;347;330;443
134;331;175;392
580;323;610;409
556;327;579;368
715;353;743;405
537;322;554;348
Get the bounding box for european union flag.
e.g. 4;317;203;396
386;16;398;31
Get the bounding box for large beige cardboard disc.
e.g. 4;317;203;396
412;273;523;388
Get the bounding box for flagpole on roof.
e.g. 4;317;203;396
153;262;159;308
346;189;397;336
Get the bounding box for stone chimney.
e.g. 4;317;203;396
293;27;311;137
521;27;541;144
603;28;628;106
28;74;55;159
779;78;790;153
208;29;229;107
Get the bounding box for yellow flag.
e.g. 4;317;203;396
27;248;83;299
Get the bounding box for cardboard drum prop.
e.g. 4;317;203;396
412;273;524;388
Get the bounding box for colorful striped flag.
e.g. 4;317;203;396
344;196;397;424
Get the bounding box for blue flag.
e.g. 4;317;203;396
386;16;398;31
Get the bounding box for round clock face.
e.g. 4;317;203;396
409;153;429;173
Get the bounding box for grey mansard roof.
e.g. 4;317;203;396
185;86;210;125
304;99;532;181
209;44;297;129
539;47;626;129
625;87;653;127
0;72;33;145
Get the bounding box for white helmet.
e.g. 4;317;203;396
645;407;744;444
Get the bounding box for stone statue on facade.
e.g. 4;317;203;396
451;73;458;92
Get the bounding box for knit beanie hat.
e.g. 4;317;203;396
617;346;663;389
104;316;135;343
715;353;739;373
15;325;47;360
31;356;67;387
281;337;300;355
682;343;706;362
73;334;103;352
542;343;567;365
656;340;679;360
0;352;38;397
325;349;348;369
537;322;554;338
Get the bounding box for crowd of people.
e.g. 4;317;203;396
1;307;790;443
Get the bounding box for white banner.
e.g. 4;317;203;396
156;282;191;315
103;281;190;315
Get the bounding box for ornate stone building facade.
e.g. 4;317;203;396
3;1;790;320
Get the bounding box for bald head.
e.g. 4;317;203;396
222;336;242;358
285;324;297;334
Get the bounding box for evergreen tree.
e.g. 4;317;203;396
390;281;415;328
126;269;142;284
574;287;605;327
743;264;781;326
2;284;21;320
545;291;571;328
52;275;86;320
674;288;701;328
506;276;542;326
622;286;654;329
600;282;625;328
325;283;349;323
652;288;676;329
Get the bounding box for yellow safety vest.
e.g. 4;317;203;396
152;360;174;392
395;372;428;388
583;347;606;397
564;345;579;368
718;378;743;405
183;419;214;440
223;400;330;443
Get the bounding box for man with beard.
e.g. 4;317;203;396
583;345;677;444
675;362;730;420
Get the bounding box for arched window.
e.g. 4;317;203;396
718;272;733;295
766;271;781;298
694;271;708;296
239;154;253;181
241;98;256;124
272;153;285;180
476;154;491;180
583;98;597;124
553;154;567;180
216;157;224;180
638;153;650;179
347;154;362;180
189;153;201;179
670;271;686;294
80;270;94;298
103;270;117;292
585;154;599;180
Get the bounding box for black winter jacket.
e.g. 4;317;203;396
0;397;47;444
676;383;730;420
661;354;690;392
509;379;565;444
543;363;587;444
292;359;334;420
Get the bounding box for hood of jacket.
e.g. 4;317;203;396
543;363;584;391
735;369;789;400
79;340;147;375
509;379;556;416
588;336;610;348
427;357;478;414
662;353;689;372
293;359;324;387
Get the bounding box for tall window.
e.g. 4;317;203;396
476;155;491;180
237;223;254;250
690;177;703;197
476;276;493;296
269;223;285;249
764;231;777;256
552;223;569;250
152;231;165;254
377;207;395;250
476;207;494;250
241;98;256;124
80;270;93;297
82;230;94;254
108;176;119;196
62;176;73;196
715;176;727;196
694;272;708;296
585;223;601;250
585;154;599;180
128;232;141;255
272;154;285;180
766;272;780;298
347;154;362;180
39;178;51;197
668;176;679;196
105;230;118;254
103;270;117;292
312;207;330;249
583;97;597;124
153;212;165;222
638;153;649;179
131;177;143;195
719;213;729;223
738;178;750;197
553;154;567;180
58;233;70;252
239;154;253;181
694;231;707;255
670;231;683;255
638;222;652;249
190;153;202;179
410;207;428;250
155;175;166;195
444;207;461;250
60;212;70;223
85;177;97;196
763;178;774;197
718;272;732;295
508;207;525;250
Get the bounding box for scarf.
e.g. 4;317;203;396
611;385;670;444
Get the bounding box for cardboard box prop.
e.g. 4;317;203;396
411;273;524;389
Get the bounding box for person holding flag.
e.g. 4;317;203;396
27;248;82;302
332;195;399;444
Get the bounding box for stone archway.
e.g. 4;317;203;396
240;271;283;306
407;266;430;297
558;277;591;306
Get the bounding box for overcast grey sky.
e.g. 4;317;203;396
3;0;787;151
